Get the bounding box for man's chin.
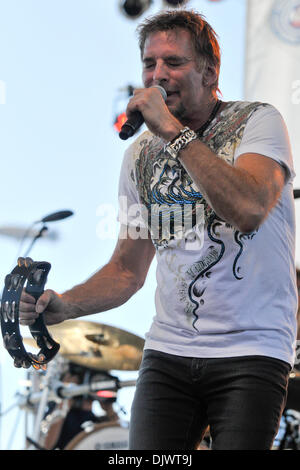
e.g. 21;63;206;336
168;103;186;121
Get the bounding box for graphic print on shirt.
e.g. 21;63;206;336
183;223;258;329
131;101;265;330
132;136;213;249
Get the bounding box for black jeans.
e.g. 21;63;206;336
129;349;291;450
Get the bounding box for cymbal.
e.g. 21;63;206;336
24;320;144;371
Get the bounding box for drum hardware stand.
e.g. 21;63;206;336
17;369;136;449
31;360;57;446
278;409;300;450
21;377;137;407
26;436;47;451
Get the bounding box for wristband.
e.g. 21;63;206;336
164;127;198;160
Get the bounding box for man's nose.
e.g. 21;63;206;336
153;61;169;84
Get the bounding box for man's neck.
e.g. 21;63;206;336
182;96;225;131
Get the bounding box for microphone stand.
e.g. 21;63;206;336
23;225;48;257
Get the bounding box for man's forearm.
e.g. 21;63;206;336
60;262;142;320
178;139;278;233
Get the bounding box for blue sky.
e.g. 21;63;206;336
0;0;247;449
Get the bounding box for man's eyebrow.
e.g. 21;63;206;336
142;55;191;63
142;57;155;63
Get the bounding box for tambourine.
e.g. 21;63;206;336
0;257;60;370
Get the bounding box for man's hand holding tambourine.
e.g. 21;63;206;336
19;288;68;326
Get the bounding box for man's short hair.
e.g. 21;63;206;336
137;9;221;95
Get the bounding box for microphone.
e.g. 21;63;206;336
119;85;167;141
35;210;74;224
293;189;300;199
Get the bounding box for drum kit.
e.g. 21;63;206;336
9;319;144;450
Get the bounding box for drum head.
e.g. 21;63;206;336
64;421;129;450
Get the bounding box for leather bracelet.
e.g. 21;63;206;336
164;127;198;160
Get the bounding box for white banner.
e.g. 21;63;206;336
244;0;300;260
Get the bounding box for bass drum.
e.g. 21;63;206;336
64;421;129;450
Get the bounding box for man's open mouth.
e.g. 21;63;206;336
166;91;179;97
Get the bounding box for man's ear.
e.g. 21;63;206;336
202;64;218;87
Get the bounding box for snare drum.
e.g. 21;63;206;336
64;421;129;450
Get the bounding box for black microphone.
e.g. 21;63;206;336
35;210;74;224
293;189;300;199
119;85;167;141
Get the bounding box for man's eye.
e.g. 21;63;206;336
144;63;155;69
167;62;181;67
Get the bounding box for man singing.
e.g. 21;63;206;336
20;10;298;450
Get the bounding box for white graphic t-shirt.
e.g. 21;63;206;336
118;101;298;366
